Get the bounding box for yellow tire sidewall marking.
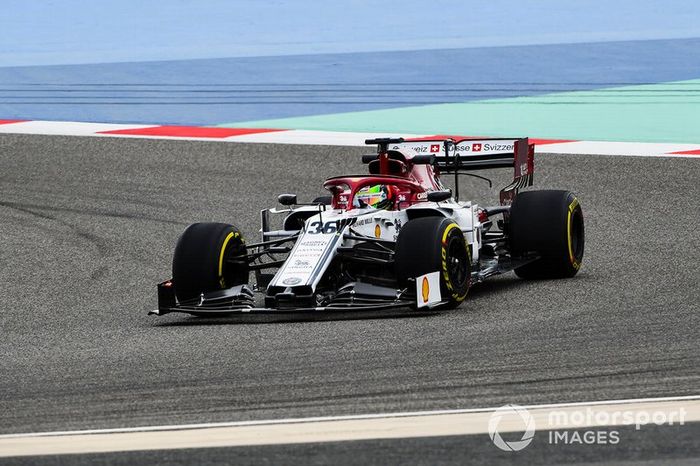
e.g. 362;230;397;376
441;222;468;301
218;231;238;288
567;198;581;270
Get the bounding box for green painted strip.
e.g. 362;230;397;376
219;80;700;144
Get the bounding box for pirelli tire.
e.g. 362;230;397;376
172;222;249;303
395;217;472;308
509;190;584;279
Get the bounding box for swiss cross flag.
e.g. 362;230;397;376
472;143;482;152
430;144;440;152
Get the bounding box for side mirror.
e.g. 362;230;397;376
412;154;435;165
277;194;297;206
427;190;452;202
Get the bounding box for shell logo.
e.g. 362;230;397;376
421;277;430;303
374;224;381;238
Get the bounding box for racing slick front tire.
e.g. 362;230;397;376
395;217;471;308
172;222;248;303
509;190;584;279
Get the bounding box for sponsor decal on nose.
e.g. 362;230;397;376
422;277;430;303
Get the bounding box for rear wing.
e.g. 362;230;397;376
380;138;534;205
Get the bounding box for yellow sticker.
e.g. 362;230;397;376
421;277;430;303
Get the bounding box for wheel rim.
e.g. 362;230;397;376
570;209;584;261
220;237;247;289
446;235;469;287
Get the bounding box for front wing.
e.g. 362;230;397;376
150;279;447;317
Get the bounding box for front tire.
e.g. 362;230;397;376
509;190;584;279
395;217;471;308
172;222;248;303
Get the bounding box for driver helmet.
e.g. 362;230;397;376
355;184;394;210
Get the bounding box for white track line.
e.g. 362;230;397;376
539;140;700;158
0;120;153;136
1;395;698;457
221;129;428;146
1;119;700;157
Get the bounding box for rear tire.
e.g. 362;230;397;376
395;217;471;308
172;222;248;303
509;190;584;279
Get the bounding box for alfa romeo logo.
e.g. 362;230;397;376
488;404;536;451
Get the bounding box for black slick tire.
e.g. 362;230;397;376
395;217;471;308
172;222;248;303
509;190;584;279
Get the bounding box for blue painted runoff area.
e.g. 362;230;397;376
2;38;700;125
1;0;700;125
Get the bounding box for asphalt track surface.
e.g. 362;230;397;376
0;134;698;463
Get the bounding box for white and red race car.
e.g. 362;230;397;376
152;137;584;316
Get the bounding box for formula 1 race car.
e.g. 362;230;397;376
151;137;584;316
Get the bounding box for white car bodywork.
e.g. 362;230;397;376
267;200;482;295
